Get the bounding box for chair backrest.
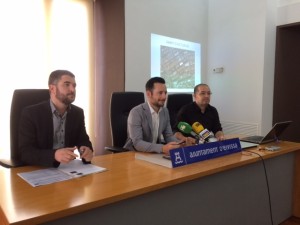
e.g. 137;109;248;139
10;89;50;164
166;93;193;129
109;92;145;147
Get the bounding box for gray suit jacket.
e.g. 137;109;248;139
123;102;178;153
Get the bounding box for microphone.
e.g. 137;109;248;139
192;122;214;143
177;121;199;140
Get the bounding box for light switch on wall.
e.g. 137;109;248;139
213;67;224;73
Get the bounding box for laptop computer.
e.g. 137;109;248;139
240;121;292;144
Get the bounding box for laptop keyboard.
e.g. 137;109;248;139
242;135;264;142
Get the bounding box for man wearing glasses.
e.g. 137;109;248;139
174;83;225;142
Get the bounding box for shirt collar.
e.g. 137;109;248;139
50;100;71;117
193;102;211;113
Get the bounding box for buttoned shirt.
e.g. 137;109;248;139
50;101;69;150
148;102;161;143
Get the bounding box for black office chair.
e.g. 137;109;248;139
105;92;145;153
0;89;50;168
166;93;193;129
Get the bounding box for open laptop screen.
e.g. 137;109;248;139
240;121;292;144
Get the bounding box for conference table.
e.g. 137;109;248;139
1;140;300;225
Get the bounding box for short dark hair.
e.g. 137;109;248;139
194;83;209;94
145;77;165;92
48;70;75;85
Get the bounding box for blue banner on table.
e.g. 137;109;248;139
169;138;242;168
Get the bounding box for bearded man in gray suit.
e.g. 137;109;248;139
124;77;186;155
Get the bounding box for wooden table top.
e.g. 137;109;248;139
1;140;300;225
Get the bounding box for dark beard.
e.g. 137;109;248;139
56;91;75;106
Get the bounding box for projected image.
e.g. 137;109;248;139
161;46;195;89
151;33;201;92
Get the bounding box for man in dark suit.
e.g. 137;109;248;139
19;70;93;167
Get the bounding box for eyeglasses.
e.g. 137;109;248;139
198;92;212;96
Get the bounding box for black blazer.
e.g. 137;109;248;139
19;100;93;167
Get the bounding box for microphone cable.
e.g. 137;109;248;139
245;150;274;225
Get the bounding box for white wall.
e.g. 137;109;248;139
277;0;300;25
206;0;279;134
207;0;267;133
261;0;277;133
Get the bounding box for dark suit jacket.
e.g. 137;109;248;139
19;100;93;167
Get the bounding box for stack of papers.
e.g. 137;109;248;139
18;159;107;187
